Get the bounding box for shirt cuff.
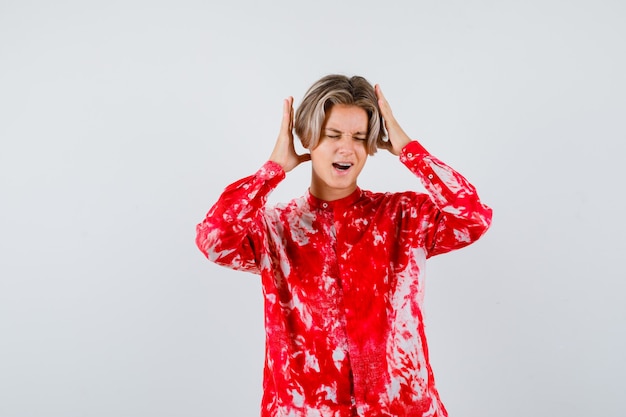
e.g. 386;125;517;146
258;160;286;181
399;140;430;164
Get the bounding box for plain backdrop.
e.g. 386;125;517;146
1;1;625;416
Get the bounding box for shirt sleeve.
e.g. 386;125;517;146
195;161;285;274
399;141;493;257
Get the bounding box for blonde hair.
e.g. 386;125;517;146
294;74;389;155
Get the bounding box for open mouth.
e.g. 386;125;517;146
332;162;353;171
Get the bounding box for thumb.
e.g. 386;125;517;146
298;153;311;164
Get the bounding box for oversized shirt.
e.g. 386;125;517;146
196;141;492;417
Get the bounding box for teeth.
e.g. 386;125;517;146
333;162;352;171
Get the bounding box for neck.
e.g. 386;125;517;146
309;183;357;202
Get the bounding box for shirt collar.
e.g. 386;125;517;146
306;187;362;210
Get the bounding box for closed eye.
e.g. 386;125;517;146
324;129;367;141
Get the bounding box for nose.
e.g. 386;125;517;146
336;135;356;155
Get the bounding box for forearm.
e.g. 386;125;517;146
399;141;493;254
196;161;285;271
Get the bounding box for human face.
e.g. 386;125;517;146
309;104;369;201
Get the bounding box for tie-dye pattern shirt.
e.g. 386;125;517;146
196;141;492;417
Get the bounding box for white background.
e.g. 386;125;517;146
1;1;625;416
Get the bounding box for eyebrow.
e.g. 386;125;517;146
325;128;368;136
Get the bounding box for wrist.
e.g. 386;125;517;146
268;157;288;172
259;160;286;180
400;140;429;159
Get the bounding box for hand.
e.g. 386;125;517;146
375;84;412;156
269;97;311;172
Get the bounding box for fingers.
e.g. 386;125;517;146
375;84;394;122
375;84;393;143
374;84;383;109
280;96;294;135
375;84;411;155
271;96;311;172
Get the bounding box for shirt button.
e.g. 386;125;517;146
407;153;413;158
269;170;275;176
322;203;328;208
428;174;434;179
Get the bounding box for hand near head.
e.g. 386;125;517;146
269;97;311;172
375;85;412;156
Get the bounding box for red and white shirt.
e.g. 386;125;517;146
196;141;492;417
